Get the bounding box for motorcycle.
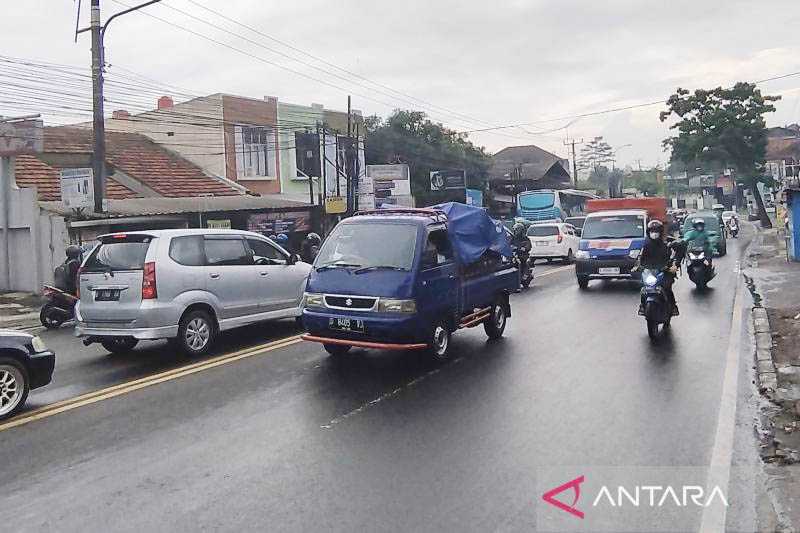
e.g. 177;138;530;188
728;221;739;238
513;248;534;289
686;248;715;289
40;285;78;329
639;268;673;340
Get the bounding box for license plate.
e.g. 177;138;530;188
95;289;120;302
598;267;620;275
329;317;365;333
536;241;549;246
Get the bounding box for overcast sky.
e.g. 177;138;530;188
2;0;799;169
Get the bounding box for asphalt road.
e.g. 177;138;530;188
0;230;765;532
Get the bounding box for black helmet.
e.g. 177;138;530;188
66;245;82;260
307;232;321;245
512;222;526;238
647;220;664;234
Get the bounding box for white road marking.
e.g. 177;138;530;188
699;275;744;532
320;357;464;429
535;264;574;278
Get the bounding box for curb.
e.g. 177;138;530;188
753;306;778;393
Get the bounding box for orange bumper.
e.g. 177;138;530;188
301;334;428;351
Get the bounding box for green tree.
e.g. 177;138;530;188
578;136;614;173
364;110;491;205
659;83;780;227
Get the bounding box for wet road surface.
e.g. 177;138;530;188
0;231;764;531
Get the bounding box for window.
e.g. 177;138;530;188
204;237;252;266
315;222;417;271
518;192;555;210
582;215;645;239
235;125;277;179
83;235;151;272
527;225;558;237
246;238;287;265
423;228;453;269
169;235;205;266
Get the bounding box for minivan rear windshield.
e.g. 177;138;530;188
527;225;558;237
83;235;152;272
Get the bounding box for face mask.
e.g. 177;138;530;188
649;232;661;240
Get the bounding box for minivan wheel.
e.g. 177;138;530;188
101;337;139;354
178;310;215;356
0;358;29;421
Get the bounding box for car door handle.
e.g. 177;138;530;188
259;271;268;276
210;273;220;279
448;274;456;279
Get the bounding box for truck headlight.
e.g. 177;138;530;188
31;336;48;353
628;249;641;259
303;293;324;308
575;250;590;259
377;298;417;313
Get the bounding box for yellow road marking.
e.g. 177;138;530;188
0;335;303;432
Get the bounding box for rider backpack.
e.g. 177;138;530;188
53;262;70;291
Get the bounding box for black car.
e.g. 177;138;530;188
0;330;55;420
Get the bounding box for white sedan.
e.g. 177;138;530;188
527;223;581;263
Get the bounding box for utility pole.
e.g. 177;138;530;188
563;138;583;188
90;0;106;214
79;0;163;213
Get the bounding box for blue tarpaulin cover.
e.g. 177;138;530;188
432;202;513;264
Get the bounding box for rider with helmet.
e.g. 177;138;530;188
511;222;532;255
637;220;680;315
683;217;713;262
58;245;83;296
301;232;322;263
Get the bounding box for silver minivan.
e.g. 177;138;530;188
75;229;311;355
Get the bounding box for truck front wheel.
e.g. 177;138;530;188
323;343;351;357
484;298;507;340
577;276;589;289
427;321;451;362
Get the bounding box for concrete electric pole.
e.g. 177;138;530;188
563;138;583;187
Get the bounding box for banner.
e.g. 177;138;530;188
247;210;311;235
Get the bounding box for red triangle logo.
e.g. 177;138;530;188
542;475;585;519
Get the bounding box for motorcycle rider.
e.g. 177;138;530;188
683;218;714;265
511;222;532;285
727;213;739;236
56;245;82;296
300;232;322;263
636;220;680;315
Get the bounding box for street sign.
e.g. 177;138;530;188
0;119;43;156
430;170;466;191
206;219;231;229
59;168;94;209
325;196;347;214
357;194;375;210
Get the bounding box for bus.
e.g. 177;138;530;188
516;189;598;222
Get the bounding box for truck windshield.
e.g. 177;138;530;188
518;192;555;210
581;215;645;239
315;222;418;271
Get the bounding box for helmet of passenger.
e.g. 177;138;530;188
647;219;664;239
512;222;526;238
276;233;289;243
66;245;82;260
307;232;321;246
692;218;705;230
268;234;277;241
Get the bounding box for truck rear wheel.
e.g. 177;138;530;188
484;297;507;340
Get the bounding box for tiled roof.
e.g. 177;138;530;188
13;154;138;201
43;127;242;197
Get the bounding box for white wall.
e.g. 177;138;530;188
104;95;227;178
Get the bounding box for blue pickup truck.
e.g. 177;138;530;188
301;203;518;360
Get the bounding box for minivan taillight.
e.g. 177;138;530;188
142;262;157;299
76;267;82;298
557;233;563;243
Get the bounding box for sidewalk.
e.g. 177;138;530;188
0;291;43;330
744;223;800;531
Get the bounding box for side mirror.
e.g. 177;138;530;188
289;253;301;265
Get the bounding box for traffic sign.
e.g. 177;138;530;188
60;168;94;209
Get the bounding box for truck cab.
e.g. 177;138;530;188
301;205;518;360
574;209;648;289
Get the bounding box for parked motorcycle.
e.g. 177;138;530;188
686;248;715;289
639;268;673;340
40;285;78;328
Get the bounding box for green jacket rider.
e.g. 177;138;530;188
682;218;713;257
